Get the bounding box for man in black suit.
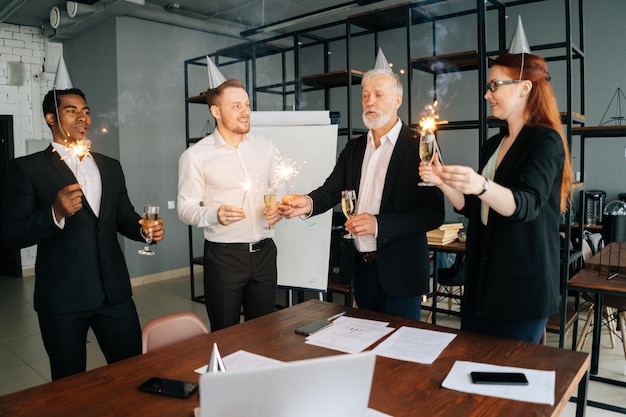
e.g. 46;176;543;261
1;88;164;380
279;66;444;320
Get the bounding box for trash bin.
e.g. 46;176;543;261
602;200;626;243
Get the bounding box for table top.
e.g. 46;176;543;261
429;240;466;253
568;268;626;295
0;300;589;417
586;242;626;274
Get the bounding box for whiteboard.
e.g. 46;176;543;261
254;125;338;291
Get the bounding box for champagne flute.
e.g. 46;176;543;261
341;190;357;239
418;132;436;186
138;204;159;256
263;187;277;230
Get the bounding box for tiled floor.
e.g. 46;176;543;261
0;273;624;415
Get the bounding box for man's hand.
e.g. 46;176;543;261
53;183;83;222
345;213;377;237
217;205;245;226
139;217;165;242
278;194;311;219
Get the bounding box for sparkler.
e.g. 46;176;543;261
418;100;447;165
241;179;251;207
274;157;303;191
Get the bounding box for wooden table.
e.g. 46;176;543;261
0;300;589;417
427;240;466;324
586;242;626;275
567;268;626;414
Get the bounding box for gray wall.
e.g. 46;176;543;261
64;17;238;278
59;0;625;278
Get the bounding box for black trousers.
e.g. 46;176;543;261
37;298;142;380
203;239;277;331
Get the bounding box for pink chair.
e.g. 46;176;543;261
141;312;209;353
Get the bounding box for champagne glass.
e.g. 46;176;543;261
138;204;159;256
418;132;436;186
341;190;357;239
263;187;277;230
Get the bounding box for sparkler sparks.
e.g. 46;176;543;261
69;139;91;161
274;157;303;187
418;100;447;134
241;179;251;206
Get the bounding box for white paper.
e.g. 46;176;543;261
195;350;283;374
305;316;394;354
251;111;332;126
372;326;456;364
441;360;555;405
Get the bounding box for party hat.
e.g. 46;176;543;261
508;16;531;54
207;56;227;89
374;47;392;72
53;56;74;90
206;343;226;373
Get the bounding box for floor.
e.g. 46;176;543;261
0;273;624;416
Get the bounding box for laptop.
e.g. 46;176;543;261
198;351;377;417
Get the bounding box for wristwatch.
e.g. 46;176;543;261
476;177;490;196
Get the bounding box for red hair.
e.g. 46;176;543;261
493;53;573;212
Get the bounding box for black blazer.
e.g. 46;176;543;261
309;124;444;297
459;125;565;321
1;145;143;314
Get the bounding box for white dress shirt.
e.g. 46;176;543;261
355;118;402;252
177;130;279;243
52;142;102;226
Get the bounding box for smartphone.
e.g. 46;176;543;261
470;371;529;385
138;377;199;398
295;319;332;336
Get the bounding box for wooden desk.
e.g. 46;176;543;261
567;268;626;414
586;242;626;275
0;300;589;417
427;240;466;324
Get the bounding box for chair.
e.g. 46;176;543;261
325;211;354;307
426;253;465;323
142;312;209;353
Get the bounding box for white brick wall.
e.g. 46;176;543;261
1;23;61;269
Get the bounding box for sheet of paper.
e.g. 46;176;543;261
195;350;283;374
372;326;456;364
304;316;394;354
195;406;392;417
441;360;555;405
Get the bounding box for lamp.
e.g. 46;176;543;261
67;1;97;18
50;6;72;29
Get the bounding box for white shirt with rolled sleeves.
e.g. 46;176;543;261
177;130;279;244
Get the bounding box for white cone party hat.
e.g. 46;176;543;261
207;56;227;89
374;47;392;71
508;16;531;54
53;56;74;90
207;343;226;373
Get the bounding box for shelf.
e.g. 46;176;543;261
187;94;207;104
215;41;288;60
300;69;365;89
486;112;585;128
411;50;481;74
573;125;626;137
348;2;431;32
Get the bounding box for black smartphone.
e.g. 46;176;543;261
295;319;332;336
470;371;529;385
138;377;199;398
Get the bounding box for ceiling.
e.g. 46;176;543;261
0;0;402;41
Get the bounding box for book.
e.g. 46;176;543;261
437;222;464;230
427;235;458;245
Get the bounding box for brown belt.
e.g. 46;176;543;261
358;251;377;263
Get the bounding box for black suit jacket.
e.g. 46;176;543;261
1;145;143;314
459;125;564;321
309;124;444;297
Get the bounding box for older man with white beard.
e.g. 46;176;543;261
279;61;444;320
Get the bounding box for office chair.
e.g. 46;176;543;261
142;311;209;353
426;253;465;323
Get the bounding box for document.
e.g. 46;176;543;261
195;350;283;374
372;326;456;364
441;360;555;405
305;316;394;354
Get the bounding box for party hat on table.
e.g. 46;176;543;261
207;343;226;373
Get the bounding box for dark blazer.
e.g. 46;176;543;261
459;125;564;321
1;145;143;314
309;123;444;297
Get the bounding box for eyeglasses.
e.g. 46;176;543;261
485;79;521;93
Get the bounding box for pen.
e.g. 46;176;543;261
326;311;346;322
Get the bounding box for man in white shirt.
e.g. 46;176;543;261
177;79;281;331
279;69;444;320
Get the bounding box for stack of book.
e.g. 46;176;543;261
427;223;464;245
